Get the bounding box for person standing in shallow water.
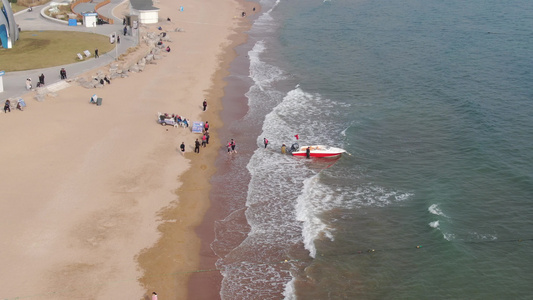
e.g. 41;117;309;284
264;137;269;148
231;139;237;153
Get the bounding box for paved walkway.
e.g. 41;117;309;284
1;0;137;100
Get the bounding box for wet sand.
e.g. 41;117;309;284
188;18;261;298
0;0;257;299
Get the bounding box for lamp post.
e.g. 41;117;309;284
114;32;118;60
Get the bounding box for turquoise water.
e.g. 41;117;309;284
213;0;533;298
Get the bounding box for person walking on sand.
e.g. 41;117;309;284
180;142;185;153
194;139;201;153
204;121;209;132
264;137;269;148
206;131;210;145
152;292;158;300
202;134;207;147
203;99;207;111
94;48;99;58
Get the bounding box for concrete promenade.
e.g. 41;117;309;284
1;0;138;100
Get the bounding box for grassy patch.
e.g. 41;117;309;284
0;31;116;72
10;2;27;13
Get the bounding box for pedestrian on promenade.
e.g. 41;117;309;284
25;78;32;90
264;137;269;148
203;99;207;111
60;68;67;79
117;35;120;44
194;139;200;153
39;73;45;85
95;48;99;58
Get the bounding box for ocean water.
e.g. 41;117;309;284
211;0;533;298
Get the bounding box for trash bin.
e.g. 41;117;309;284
96;98;103;106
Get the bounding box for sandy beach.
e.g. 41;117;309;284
0;0;256;298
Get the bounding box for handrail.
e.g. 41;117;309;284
95;0;114;24
70;0;91;21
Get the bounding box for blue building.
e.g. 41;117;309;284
1;0;19;49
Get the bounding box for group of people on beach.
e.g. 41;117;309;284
160;113;190;127
227;139;237;154
3;99;24;112
179;99;212;154
192;121;210;153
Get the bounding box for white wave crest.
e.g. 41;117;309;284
248;41;285;91
429;220;440;229
428;204;448;217
443;233;455;241
295;175;331;258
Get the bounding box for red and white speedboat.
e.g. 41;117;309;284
290;144;347;158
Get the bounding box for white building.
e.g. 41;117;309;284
129;0;159;24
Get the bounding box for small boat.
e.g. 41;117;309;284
290;144;347;158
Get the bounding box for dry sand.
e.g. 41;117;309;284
0;0;256;298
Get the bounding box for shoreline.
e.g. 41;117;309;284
0;0;257;298
187;31;258;299
136;1;260;299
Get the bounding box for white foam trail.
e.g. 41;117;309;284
340;126;349;136
295;175;329;258
443;233;455;241
248;41;285;93
470;232;497;240
429;220;440;229
282;276;297;300
428;204;448;217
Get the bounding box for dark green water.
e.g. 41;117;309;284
215;0;533;298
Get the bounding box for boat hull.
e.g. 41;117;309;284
290;145;346;158
292;152;343;158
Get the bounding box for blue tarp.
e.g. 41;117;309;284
191;121;204;134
